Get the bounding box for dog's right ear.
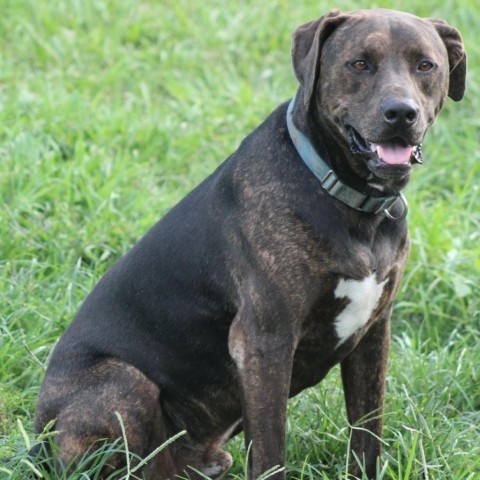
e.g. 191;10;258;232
291;10;348;107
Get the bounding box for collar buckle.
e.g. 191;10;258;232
321;170;339;192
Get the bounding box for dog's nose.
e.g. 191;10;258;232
381;99;419;127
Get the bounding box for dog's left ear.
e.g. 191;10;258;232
428;19;467;102
291;10;349;107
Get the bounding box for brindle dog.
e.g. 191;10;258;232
34;8;466;480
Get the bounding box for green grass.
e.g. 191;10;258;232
1;0;479;479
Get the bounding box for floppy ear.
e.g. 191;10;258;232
428;18;467;102
291;10;348;107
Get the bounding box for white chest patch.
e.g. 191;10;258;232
334;274;387;345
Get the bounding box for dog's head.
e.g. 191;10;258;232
291;9;466;194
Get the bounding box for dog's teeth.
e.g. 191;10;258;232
369;142;378;152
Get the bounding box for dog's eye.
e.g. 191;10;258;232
417;60;436;72
350;60;369;71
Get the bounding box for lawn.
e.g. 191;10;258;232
0;0;479;479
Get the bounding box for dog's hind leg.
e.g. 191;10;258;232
35;359;176;479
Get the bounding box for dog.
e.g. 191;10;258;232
34;8;466;480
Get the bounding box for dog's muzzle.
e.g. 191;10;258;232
347;126;423;179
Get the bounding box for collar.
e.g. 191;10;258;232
286;97;408;220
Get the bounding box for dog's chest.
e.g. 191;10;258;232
296;266;394;354
333;273;388;345
290;269;394;395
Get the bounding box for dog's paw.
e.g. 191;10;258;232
199;450;233;479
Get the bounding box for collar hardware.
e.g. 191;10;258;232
384;192;408;221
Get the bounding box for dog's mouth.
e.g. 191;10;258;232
347;126;423;179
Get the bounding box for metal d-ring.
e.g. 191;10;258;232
384;193;408;221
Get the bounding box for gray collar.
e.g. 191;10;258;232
286;97;408;221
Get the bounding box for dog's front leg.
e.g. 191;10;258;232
341;312;391;479
228;309;295;480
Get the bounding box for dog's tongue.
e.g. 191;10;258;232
376;142;413;165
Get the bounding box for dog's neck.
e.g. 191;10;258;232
287;96;408;221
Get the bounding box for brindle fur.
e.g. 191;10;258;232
34;8;466;480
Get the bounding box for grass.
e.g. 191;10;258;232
0;0;479;478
